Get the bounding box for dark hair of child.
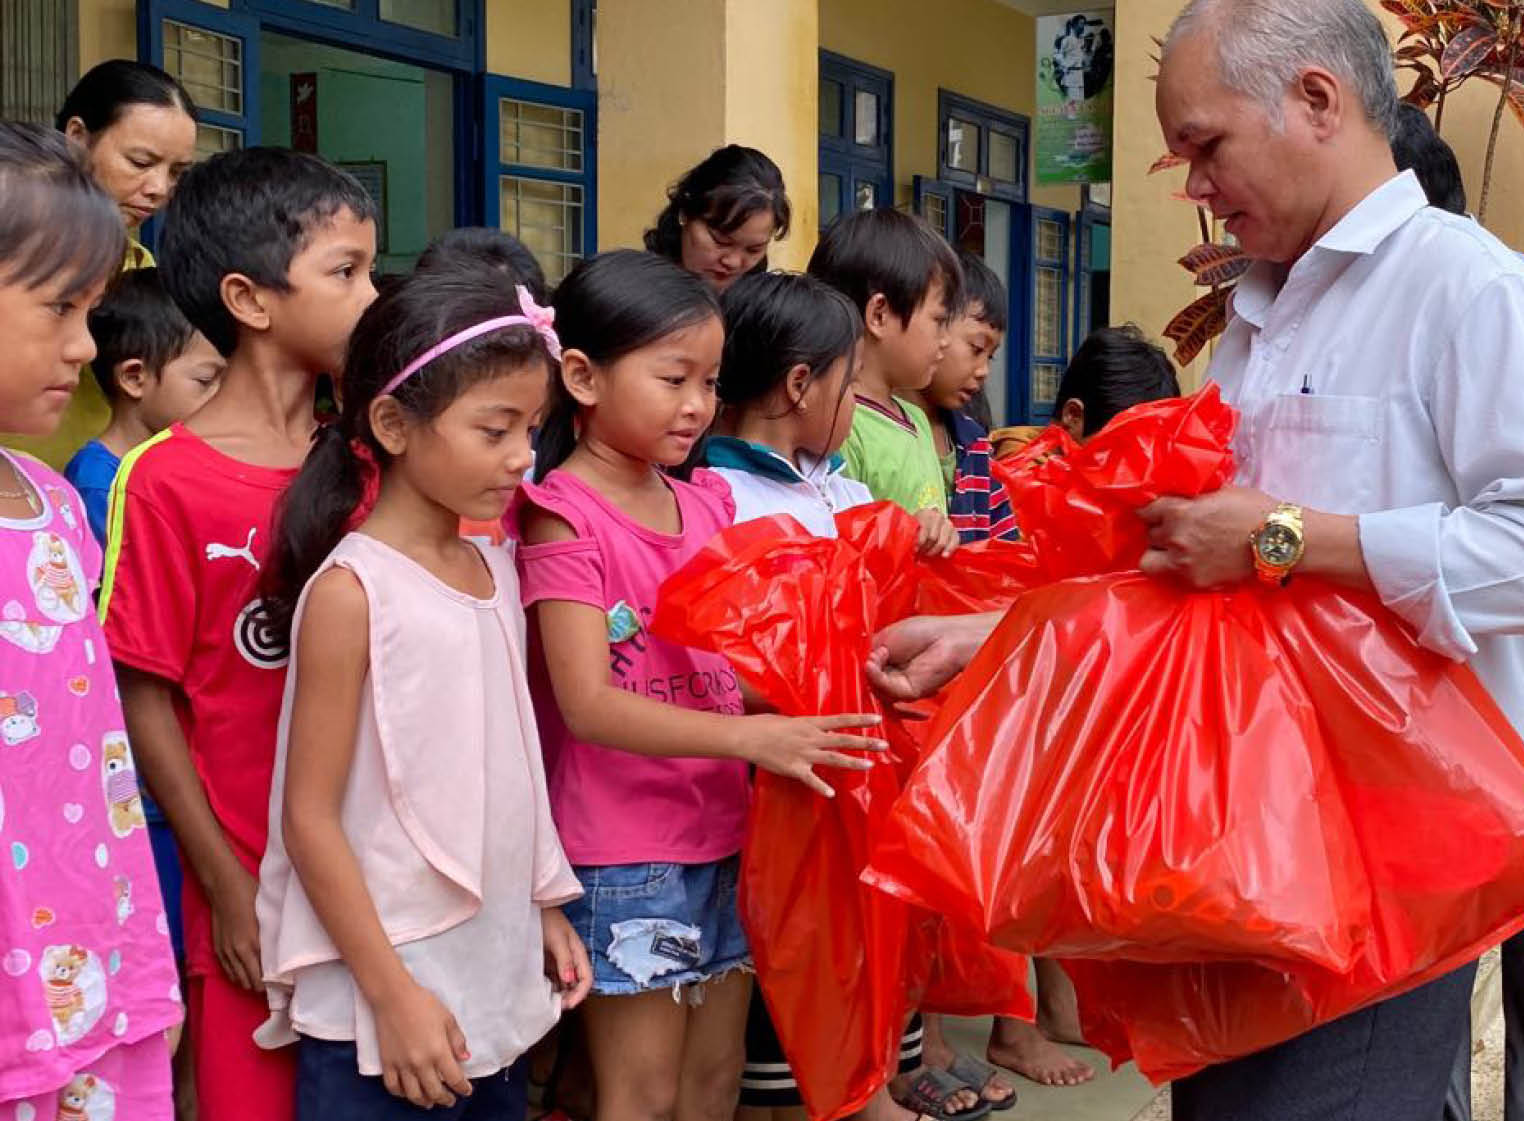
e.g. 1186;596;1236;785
1390;103;1467;217
0;120;124;300
956;249;1008;333
643;145;792;268
262;268;556;640
415;227;550;304
156;147;378;357
717;271;861;416
55;59;197;134
1055;324;1181;437
87;268;196;400
535;249;721;481
807;207;964;325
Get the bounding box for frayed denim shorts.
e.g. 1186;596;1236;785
562;854;752;999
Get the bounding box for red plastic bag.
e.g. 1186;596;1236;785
868;572;1524;1078
653;510;1033;1121
990;386;1237;581
867;575;1371;969
1055;575;1524;1081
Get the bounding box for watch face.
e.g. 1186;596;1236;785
1258;524;1300;566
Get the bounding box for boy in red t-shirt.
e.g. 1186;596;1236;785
101;147;378;1121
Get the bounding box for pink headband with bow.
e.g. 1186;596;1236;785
378;284;562;398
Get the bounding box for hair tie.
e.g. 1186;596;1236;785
345;438;382;532
378;284;561;399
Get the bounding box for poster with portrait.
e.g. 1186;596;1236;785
1036;9;1115;184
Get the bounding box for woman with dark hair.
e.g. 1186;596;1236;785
644;145;792;294
21;60;201;469
58;59;199;268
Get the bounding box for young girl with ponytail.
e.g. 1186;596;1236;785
256;268;591;1121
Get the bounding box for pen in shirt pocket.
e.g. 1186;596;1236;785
1300;373;1315;395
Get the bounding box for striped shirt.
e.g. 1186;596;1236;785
943;409;1020;543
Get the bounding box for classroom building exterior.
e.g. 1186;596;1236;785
3;0;1520;426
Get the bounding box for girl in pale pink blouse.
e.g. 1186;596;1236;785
255;269;590;1120
0;123;181;1120
514;250;887;1121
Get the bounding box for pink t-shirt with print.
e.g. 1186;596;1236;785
514;468;750;867
0;453;179;1105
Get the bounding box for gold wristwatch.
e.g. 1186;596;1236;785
1250;503;1305;587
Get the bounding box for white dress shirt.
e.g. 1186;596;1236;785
1208;170;1524;730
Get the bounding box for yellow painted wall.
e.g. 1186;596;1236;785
723;0;818;268
78;0;136;73
595;0;726;255
819;0;1082;216
1109;0;1207;384
485;0;570;89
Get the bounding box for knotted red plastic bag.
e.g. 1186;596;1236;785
653;509;1033;1121
990;386;1237;581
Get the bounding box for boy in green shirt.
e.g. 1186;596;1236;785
809;209;961;555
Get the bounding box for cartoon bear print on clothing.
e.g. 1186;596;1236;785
55;1071;117;1121
38;944;107;1045
100;735;145;838
0;689;39;746
27;532;87;624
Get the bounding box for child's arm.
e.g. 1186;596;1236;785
527;510;884;799
118;668;263;991
280;568;473;1110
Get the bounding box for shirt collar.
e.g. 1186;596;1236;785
1230;171;1428;329
703;436;845;484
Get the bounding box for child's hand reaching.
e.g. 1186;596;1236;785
914;508;960;557
542;907;593;1009
731;714;887;798
373;980;474;1109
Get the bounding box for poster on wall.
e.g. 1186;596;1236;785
1035;10;1114;185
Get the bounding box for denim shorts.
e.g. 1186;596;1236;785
562;854;752;997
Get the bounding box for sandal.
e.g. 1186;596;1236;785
947;1054;1017;1112
897;1068;994;1121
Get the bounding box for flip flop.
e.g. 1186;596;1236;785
897;1068;994;1121
947;1053;1018;1112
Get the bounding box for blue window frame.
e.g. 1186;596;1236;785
937;90;1028;204
572;0;596;91
1073;192;1109;351
484;75;596;285
140;0;261;151
1024;205;1072;424
819;50;893;229
243;0;479;72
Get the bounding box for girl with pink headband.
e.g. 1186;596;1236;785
254;268;590;1121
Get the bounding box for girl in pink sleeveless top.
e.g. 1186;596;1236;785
513;252;887;1121
0;122;180;1121
255;272;588;1121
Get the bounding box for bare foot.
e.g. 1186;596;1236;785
1034;961;1088;1046
987;1019;1095;1088
921;1013;957;1072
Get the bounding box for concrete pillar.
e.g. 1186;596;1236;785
595;0;818;270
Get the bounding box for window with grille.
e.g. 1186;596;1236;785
486;79;596;286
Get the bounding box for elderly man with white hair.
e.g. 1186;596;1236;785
866;0;1524;1116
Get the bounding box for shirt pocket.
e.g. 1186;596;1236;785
1255;394;1383;515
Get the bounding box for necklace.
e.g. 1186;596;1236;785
0;465;41;516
